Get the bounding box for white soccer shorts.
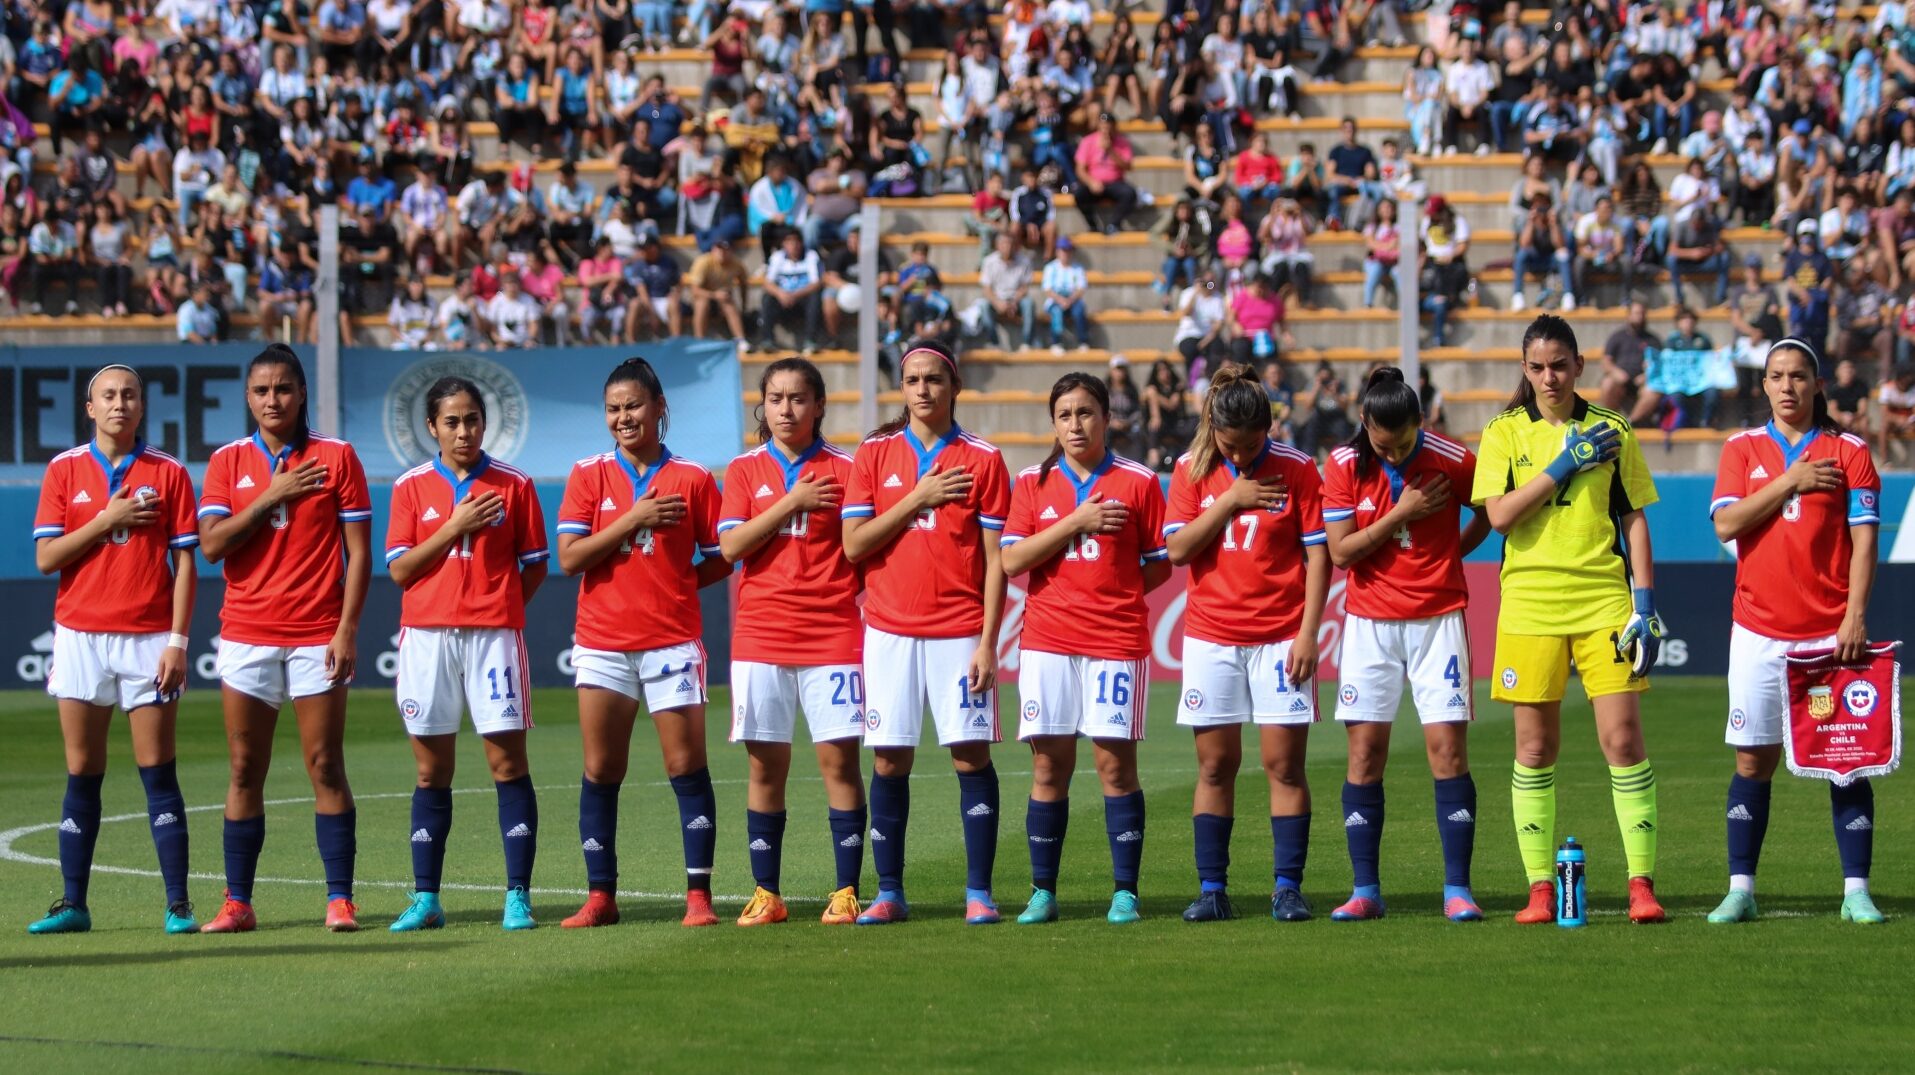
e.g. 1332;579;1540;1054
1726;622;1838;747
574;640;708;713
396;627;533;736
1334;611;1474;724
1177;635;1319;726
861;626;999;748
217;640;336;707
47;626;176;711
728;661;866;744
1016;650;1149;741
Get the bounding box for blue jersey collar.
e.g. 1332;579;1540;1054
433;451;492;502
768;438;824;492
1221;440;1271;480
906;422;962;480
251;429;294;470
614;445;672;501
88;438;145;495
1059;450;1114;506
1765;420;1819;469
1378;431;1424;501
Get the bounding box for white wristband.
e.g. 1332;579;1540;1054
167;633;189;651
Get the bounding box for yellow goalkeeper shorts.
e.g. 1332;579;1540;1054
1491;625;1649;704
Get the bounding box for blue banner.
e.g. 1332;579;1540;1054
338;341;742;479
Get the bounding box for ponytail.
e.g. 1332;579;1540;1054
1344;366;1421;477
1038;372;1111;484
1509;314;1581;410
1187;364;1273;478
754;355;827;444
247;343;310;448
868;337;961;439
1764;337;1840;433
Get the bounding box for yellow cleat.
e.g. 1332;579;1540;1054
820;886;861;925
736;886;789;927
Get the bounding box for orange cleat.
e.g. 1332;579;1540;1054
736;886;788;927
561;891;621;929
1514;881;1555;924
201;895;257;934
325;898;360;932
1628;876;1667;924
819;886;861;925
681;889;719;927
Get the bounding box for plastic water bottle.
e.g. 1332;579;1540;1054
1555;837;1587;928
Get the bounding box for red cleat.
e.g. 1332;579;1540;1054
1628;876;1667;924
325;898;359;932
561;891;621;929
681;889;719;927
201;895;257;934
1514;881;1555;925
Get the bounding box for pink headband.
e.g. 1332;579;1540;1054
901;346;957;374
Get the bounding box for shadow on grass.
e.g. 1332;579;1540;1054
0;938;469;970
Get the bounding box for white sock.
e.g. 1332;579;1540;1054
1729;874;1754;895
1845;877;1869;897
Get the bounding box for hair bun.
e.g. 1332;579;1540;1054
1368;366;1406;386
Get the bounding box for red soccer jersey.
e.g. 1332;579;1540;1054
1712;424;1881;640
34;442;198;634
1165;440;1326;646
1002;452;1168;661
557;447;721;652
1322;430;1476;621
199;432;373;646
719;441;863;665
841;425;1011;639
385;454;548;630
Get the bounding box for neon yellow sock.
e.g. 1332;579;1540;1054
1610;760;1659;878
1511;763;1556;885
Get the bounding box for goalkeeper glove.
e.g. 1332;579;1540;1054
1543;421;1621;485
1617;587;1665;678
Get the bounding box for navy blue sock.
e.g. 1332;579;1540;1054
313;810;356;902
957;764;1000;894
869;773;910;893
1342;782;1384;891
410;786;453;894
669;768;718;891
1026;797;1069;892
747;809;787;893
496;775;538;892
1193;813;1233;891
1271;813;1311;890
1831;778;1874;879
58;773;103;907
1433;775;1477;889
828;805;866;892
138;761;189;904
1104;791;1145;894
578;777;620;892
1726;774;1772;878
222;814;266;903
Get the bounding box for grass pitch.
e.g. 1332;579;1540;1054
0;678;1910;1073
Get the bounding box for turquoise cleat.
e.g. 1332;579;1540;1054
1841;889;1886;924
390;891;446;932
1706;890;1758;924
27;899;91;935
1106;890;1141;924
164;900;198;934
1016;888;1058;925
501;886;537;931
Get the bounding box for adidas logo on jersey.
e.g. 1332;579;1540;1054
505;823;532;838
236;475;256;489
839;833;863;848
1200;495;1216;508
675;678;692;694
1040;506;1059;520
686;815;713;831
411;828;433;843
1750;465;1770;480
1289;698;1309;713
883;473;903;488
749;838;772;851
422;507;441;522
1345;812;1369;827
58;818;82;834
582;838;604;851
1107;713;1127;725
966;802;994;817
1727;804;1753;821
153;812;179;827
1515;454;1532;467
1518;822;1544;835
600;497;617;511
502;705;518;718
72;490;92;504
1358;497;1376;512
1846;815;1874;831
970;714;989;728
1446;693;1468;709
1114;830;1141;843
1447;809;1474;824
755;484;774;498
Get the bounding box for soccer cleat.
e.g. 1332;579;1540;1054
1841;890;1886;924
561;891;620;929
501;886;537;931
681;889;719;928
1271;887;1313;922
736;887;789;927
1182;890;1235;922
965;895;1002;925
1628;876;1667;924
165;900;199;934
1017;888;1058;925
389;891;445;932
1514;881;1555;924
856;891;910;925
27;899;91;934
200;894;257;933
1107;890;1141;924
325;898;360;932
820;886;861;925
1443;893;1484;922
1330;894;1386;921
1707;890;1758;924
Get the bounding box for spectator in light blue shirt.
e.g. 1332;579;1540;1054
1041;237;1090;351
177;282;224;342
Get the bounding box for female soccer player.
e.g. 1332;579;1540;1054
197;345;373;934
1472;314;1666;925
1322;367;1491;923
385;377;549;933
1167;365;1329;924
1707;338;1885;925
841;338;1011;926
29;365;200;935
555;358;730;930
719;357;867;927
1001;373;1170;925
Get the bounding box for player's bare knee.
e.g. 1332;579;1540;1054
1263;757;1307;789
950;742;992;773
1735;746;1781;780
872;747;915;779
1093;749;1138;796
304;750;347;794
